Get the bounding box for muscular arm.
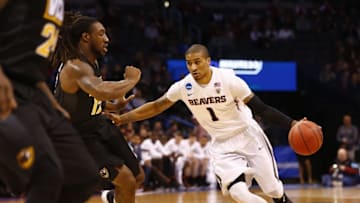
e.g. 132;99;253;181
244;93;297;129
105;95;175;125
60;59;140;101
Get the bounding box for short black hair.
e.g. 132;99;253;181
185;44;210;58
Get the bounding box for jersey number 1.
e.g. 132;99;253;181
206;107;219;121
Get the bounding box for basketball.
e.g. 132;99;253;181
288;120;323;156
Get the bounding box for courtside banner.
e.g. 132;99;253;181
167;59;297;92
273;146;299;179
219;59;296;91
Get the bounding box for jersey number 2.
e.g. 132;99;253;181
36;23;59;58
206;107;219;121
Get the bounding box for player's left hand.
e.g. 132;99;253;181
291;117;307;127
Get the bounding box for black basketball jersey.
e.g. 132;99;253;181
55;56;103;126
0;0;64;84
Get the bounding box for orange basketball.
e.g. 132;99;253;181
288;120;323;156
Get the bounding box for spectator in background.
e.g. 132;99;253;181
337;114;359;160
192;116;209;139
277;26;295;41
297;155;313;184
129;134;142;160
182;133;205;187
319;64;336;85
166;121;179;138
153;120;164;132
321;148;360;187
164;131;187;186
198;135;211;187
140;130;177;190
126;87;147;110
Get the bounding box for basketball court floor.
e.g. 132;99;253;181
1;184;360;203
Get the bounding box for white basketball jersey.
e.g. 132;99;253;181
167;67;255;140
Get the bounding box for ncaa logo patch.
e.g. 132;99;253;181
185;83;192;90
185;83;193;96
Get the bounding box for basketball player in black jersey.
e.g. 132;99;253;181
52;12;144;203
0;1;99;203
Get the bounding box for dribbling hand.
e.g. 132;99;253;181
291;117;307;127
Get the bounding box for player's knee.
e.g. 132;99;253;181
229;182;251;202
113;165;136;189
263;187;283;198
229;182;268;203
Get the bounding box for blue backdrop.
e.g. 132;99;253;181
274;146;299;179
167;59;297;92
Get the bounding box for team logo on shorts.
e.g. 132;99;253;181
16;146;35;170
99;167;110;179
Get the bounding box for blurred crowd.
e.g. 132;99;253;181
119;120;215;191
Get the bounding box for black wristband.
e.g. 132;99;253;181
247;95;293;129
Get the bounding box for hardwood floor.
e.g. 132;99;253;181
1;185;359;203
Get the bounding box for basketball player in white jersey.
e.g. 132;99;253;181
105;44;296;203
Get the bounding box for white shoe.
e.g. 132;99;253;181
101;190;115;203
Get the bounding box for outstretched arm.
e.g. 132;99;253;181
244;93;297;129
60;59;141;101
228;72;297;128
105;94;175;125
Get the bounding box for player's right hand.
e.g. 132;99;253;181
0;66;17;120
124;66;141;83
103;112;122;126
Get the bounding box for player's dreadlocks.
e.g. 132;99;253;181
51;11;97;69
